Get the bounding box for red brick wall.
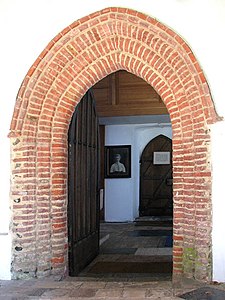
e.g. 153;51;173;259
9;7;219;280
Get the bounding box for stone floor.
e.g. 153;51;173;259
1;275;225;299
1;221;225;299
80;222;173;279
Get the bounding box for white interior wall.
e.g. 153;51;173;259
0;0;225;280
104;125;134;222
104;123;172;222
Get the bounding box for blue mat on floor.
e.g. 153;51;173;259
100;248;137;254
165;235;173;247
128;230;173;237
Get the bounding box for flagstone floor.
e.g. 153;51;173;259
80;221;173;279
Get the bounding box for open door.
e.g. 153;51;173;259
68;90;100;276
140;135;172;217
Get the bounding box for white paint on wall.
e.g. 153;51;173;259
0;234;11;279
211;121;225;282
105;179;134;222
1;0;225;117
104;123;172;222
0;0;225;280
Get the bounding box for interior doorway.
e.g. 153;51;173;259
68;72;173;277
139;135;173;217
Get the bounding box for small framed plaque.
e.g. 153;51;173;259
153;152;170;165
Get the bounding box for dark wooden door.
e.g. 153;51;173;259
68;90;100;276
140;135;172;217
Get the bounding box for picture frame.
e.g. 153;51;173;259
153;151;170;165
104;145;131;178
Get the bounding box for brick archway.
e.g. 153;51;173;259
9;7;218;280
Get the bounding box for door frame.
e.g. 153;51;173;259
9;7;218;280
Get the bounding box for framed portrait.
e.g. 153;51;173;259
104;145;131;178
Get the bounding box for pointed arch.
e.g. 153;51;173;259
141;134;172;159
9;7;219;280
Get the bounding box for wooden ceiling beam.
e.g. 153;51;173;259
92;71;168;117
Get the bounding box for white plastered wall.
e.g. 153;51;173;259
105;124;172;222
0;0;225;280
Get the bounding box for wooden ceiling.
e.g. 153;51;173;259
92;71;168;117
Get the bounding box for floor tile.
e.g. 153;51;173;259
135;247;172;256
